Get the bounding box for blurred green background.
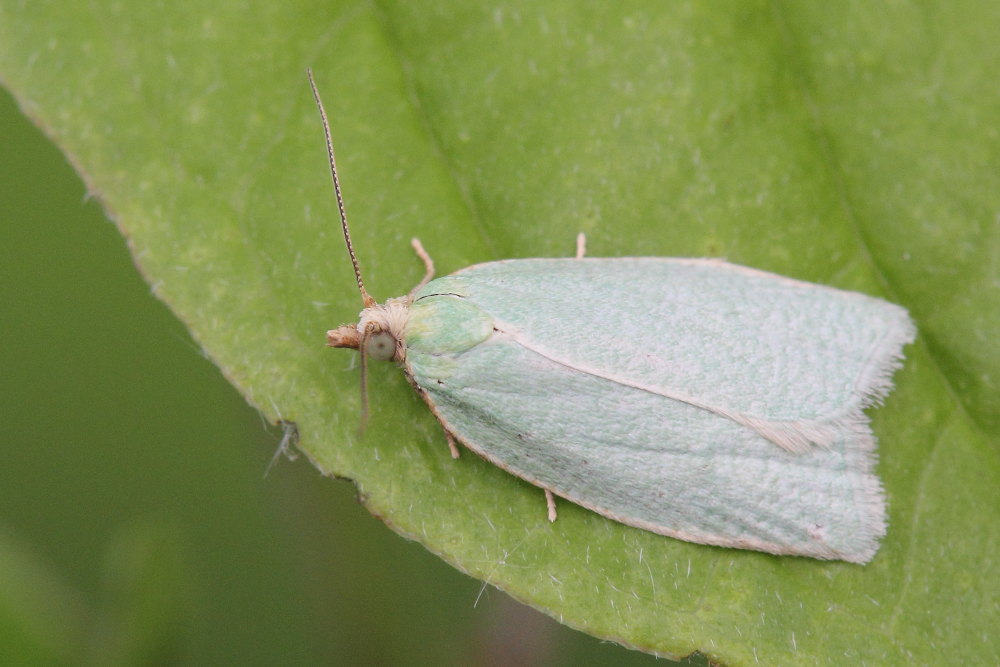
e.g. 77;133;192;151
0;87;686;665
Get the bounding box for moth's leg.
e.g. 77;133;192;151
408;238;436;296
575;232;587;259
444;430;460;459
545;489;558;522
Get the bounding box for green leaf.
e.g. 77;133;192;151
2;1;997;663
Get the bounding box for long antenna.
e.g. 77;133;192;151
307;68;376;308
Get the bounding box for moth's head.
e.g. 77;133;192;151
326;296;411;363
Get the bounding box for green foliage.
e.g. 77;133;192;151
1;1;997;663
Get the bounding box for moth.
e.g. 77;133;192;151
310;71;914;563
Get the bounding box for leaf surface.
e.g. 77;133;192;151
1;1;997;663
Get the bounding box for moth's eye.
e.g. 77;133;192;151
365;332;396;361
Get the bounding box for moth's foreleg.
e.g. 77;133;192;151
408;238;436;296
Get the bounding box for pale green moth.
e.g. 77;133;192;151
309;72;915;564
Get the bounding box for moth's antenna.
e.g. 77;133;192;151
308;68;376;308
358;350;370;428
